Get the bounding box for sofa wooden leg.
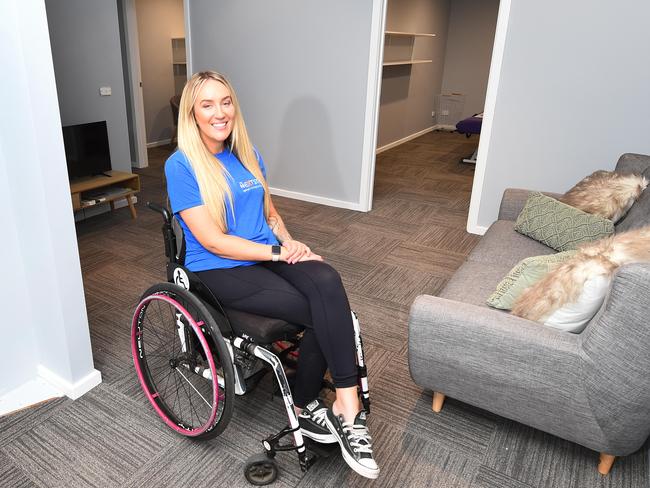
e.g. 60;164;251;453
432;392;445;413
598;453;615;475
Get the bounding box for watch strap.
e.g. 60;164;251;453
271;245;281;262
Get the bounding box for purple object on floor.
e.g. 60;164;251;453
456;113;483;135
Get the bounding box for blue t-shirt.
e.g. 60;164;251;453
164;147;279;271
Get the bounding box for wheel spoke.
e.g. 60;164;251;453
175;367;212;409
144;302;171;354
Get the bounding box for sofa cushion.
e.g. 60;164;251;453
486;250;578;310
439;260;515;308
615;168;650;232
515;193;614;251
467;220;555;268
543;275;611;333
614;152;650;175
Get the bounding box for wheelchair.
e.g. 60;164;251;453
131;202;371;485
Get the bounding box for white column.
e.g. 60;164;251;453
0;0;101;413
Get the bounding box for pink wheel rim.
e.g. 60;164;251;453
131;292;219;436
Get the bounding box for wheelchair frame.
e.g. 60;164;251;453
132;202;371;484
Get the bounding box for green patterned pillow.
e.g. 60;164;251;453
486;250;578;310
514;192;614;251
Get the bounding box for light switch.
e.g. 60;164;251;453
99;86;112;96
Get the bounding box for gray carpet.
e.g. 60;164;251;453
1;132;647;487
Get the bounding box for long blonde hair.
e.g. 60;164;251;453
177;71;270;232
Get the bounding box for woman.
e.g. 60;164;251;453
164;71;379;480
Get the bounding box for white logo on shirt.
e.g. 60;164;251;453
239;178;261;193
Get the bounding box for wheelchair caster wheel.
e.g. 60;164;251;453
244;453;278;486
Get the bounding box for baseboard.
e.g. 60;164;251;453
467;223;488;236
376;126;436;154
0;377;63;417
436;124;458;131
37;365;102;400
146;138;172;148
131;159;149;169
269;187;365;211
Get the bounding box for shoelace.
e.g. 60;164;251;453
342;422;373;454
310;408;328;428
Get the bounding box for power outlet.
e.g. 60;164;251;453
99;86;112;96
431;111;436;117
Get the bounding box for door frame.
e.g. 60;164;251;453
119;0;148;169
358;0;388;212
361;0;512;232
465;0;511;235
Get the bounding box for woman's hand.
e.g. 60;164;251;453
281;239;309;264
281;240;323;264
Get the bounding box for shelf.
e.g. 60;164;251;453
385;31;436;37
383;60;432;66
80;187;134;209
70;170;140;218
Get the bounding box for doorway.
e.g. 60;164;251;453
368;0;502;218
118;0;187;169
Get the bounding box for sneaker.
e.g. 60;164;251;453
324;408;379;479
298;399;337;444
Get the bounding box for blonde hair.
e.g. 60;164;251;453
177;71;270;232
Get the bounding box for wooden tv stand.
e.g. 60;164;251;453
70;170;141;219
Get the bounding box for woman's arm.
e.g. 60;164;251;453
267;198;293;244
180;204;321;263
268;197;321;263
181;205;278;261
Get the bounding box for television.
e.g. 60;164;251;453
62;121;112;180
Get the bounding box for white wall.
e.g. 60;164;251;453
0;154;38;396
440;0;499;123
187;0;379;209
0;0;100;410
136;0;185;145
45;0;132;174
378;0;450;148
469;0;650;232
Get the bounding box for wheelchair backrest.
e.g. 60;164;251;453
147;201;186;265
171;215;186;265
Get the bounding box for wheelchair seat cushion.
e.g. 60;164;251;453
224;307;303;344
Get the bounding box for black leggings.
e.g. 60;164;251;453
196;260;357;408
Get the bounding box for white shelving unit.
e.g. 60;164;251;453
383;31;436;67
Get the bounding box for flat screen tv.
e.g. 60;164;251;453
62;121;112;180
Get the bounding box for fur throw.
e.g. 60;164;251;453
559;170;648;222
512;226;650;322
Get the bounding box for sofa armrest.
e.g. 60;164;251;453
578;263;650;454
407;295;590;436
498;188;564;221
408;295;580;393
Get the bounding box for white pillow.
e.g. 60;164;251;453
544;274;611;333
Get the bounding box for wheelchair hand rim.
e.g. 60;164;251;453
132;292;219;437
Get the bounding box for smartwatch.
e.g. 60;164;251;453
271;245;282;262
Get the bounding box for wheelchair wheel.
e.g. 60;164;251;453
244;453;279;486
132;282;235;440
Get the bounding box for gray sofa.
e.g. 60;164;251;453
408;153;650;474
